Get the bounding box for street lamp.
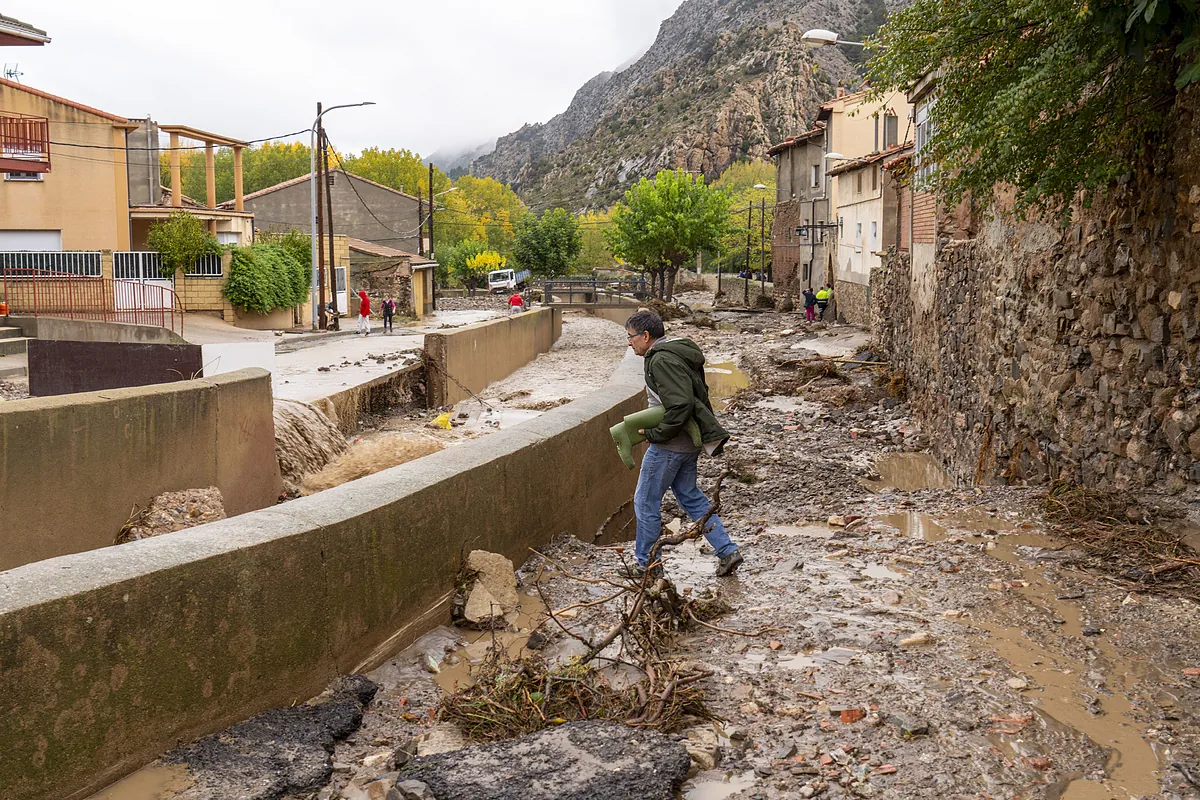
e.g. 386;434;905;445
801;29;865;48
310;101;375;328
824;152;869;163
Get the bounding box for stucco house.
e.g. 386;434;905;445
348;238;436;320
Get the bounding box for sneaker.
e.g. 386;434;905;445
715;550;743;577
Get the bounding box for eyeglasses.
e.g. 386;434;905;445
626;331;645;341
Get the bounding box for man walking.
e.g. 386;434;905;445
381;295;396;333
356;288;372;336
816;285;831;321
622;310;743;578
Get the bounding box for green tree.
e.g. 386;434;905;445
867;0;1200;216
146;211;221;277
223;244;310;314
512;208;583;278
439;238;491;295
577;209;617;273
713;162;774;277
340;147;449;197
435;174;527;255
605;170;731;300
161;141;312;205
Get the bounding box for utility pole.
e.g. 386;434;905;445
417;194;425;256
744;205;752;306
760;198;766;295
310;102;321;329
316;111;328;331
323;130;338;317
429;162;437;312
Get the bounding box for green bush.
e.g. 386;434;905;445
223;244;310;314
146;211;221;277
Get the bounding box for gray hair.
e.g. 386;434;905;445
625;310;664;339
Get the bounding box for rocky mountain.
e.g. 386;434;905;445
470;0;880;210
427;139;497;178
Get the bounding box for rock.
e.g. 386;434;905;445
773;741;798;760
465;550;520;609
164;674;378;800
389;780;437;800
525;629;550;650
416;725;467;757
463;583;504;627
880;590;902;606
397;721;691;800
1082;626;1103;637
1006;678;1030;690
889;713;930;736
899;632;933;646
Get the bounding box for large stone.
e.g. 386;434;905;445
466;550;520;610
397;721;691;800
463;582;503;626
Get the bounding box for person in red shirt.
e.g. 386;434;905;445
356;288;372;336
507;291;525;315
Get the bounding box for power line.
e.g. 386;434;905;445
46;128;311;152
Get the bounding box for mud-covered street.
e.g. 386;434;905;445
94;307;1200;800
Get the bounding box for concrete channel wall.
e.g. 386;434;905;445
0;368;281;572
6;315;187;344
424;306;562;407
0;356;646;800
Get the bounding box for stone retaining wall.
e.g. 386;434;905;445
872;88;1200;488
0;356;645;800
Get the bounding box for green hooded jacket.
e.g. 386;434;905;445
643;337;731;454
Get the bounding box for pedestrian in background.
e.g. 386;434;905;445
381;295;396;333
803;287;817;322
356;288;372;336
816;285;831;321
508;291;525;315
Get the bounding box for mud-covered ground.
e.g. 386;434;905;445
316;310;1200;800
93;307;1200;800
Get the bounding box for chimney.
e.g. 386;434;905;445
836;85;846;98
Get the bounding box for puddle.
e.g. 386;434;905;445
681;769;757;799
85;764;193;800
877;509;1014;542
433;591;548;693
704;362;750;410
971;529;1163;798
860;563;907;580
861;453;953;492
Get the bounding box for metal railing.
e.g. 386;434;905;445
0;251;101;277
0;114;51;171
114;251;224;279
1;267;184;336
542;278;649;305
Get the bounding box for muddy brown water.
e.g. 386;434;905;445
84;764;192;800
970;530;1164;798
273;398;348;484
432;589;548;694
704;362;749;411
861;452;954;492
680;768;757;798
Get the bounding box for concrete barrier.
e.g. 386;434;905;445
0;355;645;800
6;315;187;345
27;340;202;396
0;368;281;572
424;307;562;407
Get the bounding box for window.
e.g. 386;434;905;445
326;172;336;187
870;221;878;250
884;113;899;149
872;165;878;192
874;115;880;152
915;99;937;184
801;218;809;239
855;222;862;247
856;171;863;194
5;171;42;181
216;231;239;245
811;163;820;188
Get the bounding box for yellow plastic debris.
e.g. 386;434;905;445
433;412;453;430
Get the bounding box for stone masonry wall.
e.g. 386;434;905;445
834;279;869;325
873;88;1200;490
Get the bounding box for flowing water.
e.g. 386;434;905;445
273;398;348;485
84;764;192;800
300;434;444;494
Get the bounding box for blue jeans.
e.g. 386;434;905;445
634;444;738;566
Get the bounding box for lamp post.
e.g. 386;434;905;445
309;101;375;329
801;29;866;48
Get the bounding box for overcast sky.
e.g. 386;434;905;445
8;0;685;156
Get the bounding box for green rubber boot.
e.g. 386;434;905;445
609;406;704;469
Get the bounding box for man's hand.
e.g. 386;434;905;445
637;429;645;435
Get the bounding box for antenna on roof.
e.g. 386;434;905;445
3;64;22;82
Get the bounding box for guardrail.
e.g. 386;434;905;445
1;267;184;336
543;278;649;305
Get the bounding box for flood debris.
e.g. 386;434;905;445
396;721;691;800
115;487;225;543
454;550;521;629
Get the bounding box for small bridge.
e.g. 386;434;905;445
541;278;650;307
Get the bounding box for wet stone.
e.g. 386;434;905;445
396;721;690;800
1082;626;1103;637
888;713;930;737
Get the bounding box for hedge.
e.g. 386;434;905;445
223;244;311;314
